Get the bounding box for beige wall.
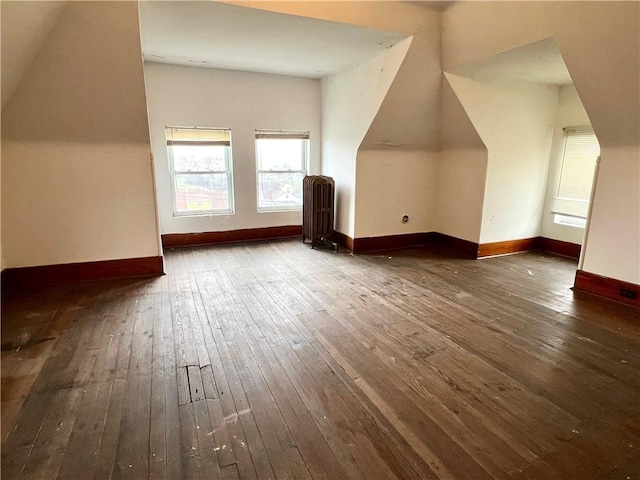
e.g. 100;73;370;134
354;151;438;238
1;1;159;268
144;63;321;235
1;1;67;109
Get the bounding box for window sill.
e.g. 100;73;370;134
257;207;302;214
173;211;235;218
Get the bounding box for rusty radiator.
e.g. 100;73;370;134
302;175;335;248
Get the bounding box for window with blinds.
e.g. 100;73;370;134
551;127;600;223
165;127;234;215
255;130;309;211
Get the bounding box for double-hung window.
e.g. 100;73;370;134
551;127;600;228
166;127;234;216
255;130;309;211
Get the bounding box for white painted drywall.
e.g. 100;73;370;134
222;1;430;35
445;74;559;244
437;76;487;243
540;84;593;245
1;2;159;269
353;9;441;239
360;13;441;151
582;145;639;282
143;63;321;235
0;1;68;108
437;149;487;243
443;1;640;283
321;38;412;238
354;151;438;238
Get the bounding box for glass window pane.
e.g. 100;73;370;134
174;173;229;212
172;145;226;172
257;139;305;171
258;172;304;209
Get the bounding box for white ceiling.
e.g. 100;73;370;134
138;1;410;78
450;37;573;86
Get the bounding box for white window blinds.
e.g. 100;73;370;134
166;127;231;146
255;130;310;140
551;128;600;219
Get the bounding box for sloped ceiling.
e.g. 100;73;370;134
447;37;572;86
1;1;68;108
139;1;408;78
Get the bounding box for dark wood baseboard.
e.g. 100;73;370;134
574;270;639;308
434;233;480;258
353;232;437;253
540;238;581;259
2;256;164;289
477;237;541;258
331;230;354;252
330;230;582;261
162;225;302;248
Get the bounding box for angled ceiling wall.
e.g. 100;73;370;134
1;1;159;269
1;1;68;108
443;1;640;283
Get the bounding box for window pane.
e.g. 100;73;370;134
257;139;305;171
172;145;226;172
552;130;600;218
174;173;229;212
258;172;304;209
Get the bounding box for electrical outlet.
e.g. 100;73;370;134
619;288;637;300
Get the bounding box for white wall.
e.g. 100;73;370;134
540;84;592;245
582;144;639;280
1;1;159;269
443;1;640;283
354;151;437;238
353;10;441;240
144;63;321;235
321;38;412;237
445;74;558;244
437;75;487;243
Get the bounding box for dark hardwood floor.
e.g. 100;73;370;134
2;239;639;479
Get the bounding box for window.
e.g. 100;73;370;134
166;127;234;216
551;127;600;227
255;130;309;211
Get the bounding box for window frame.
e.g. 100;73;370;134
166;127;235;217
255;130;309;213
550;126;600;225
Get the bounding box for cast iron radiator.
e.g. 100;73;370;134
302;175;335;248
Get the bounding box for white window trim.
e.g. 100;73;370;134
550;126;599;221
553;213;587;229
255;130;309;213
166;127;235;217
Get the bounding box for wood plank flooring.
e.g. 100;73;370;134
2;239;639;479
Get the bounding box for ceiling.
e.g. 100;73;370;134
138;1;410;78
450;37;573;86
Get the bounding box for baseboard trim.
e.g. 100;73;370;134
162;225;302;248
434;233;480;258
331;230;354;252
330;231;581;261
574;270;640;308
2;256;164;289
477;237;541;258
353;232;437;253
540;238;581;259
